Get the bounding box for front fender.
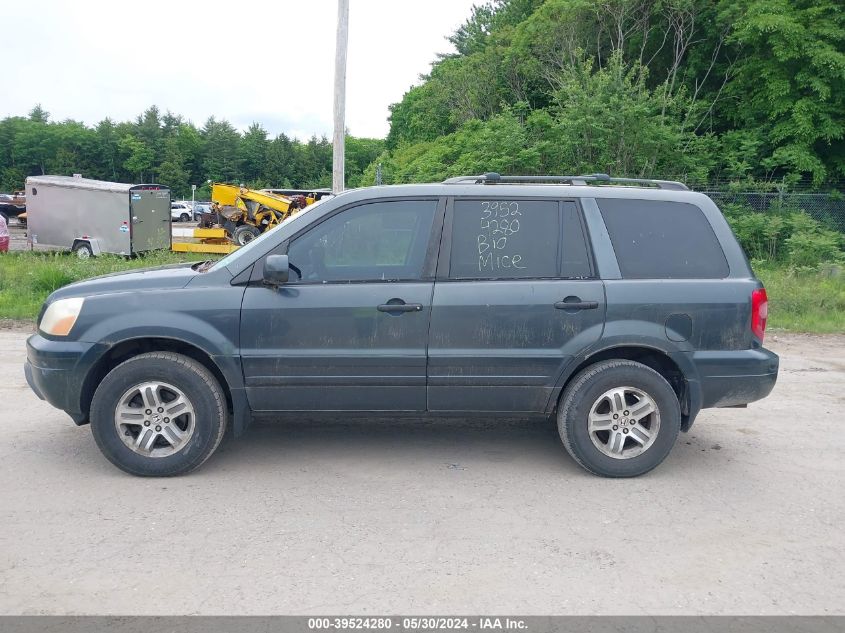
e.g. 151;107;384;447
70;285;250;433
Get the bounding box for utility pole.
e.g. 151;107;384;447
332;0;349;194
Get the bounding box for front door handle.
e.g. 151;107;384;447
378;300;423;313
554;298;599;311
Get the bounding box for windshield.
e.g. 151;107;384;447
209;196;333;272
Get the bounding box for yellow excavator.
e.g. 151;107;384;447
209;183;319;246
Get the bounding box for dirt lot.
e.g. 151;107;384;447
0;327;843;615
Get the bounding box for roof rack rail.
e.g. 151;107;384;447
442;172;689;191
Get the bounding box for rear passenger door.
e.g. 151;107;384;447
427;198;605;413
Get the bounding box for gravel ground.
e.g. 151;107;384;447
0;328;843;615
6;220;28;251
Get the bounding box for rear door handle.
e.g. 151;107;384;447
554;299;599;310
378;301;423;313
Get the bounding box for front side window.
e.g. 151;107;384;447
287;200;437;283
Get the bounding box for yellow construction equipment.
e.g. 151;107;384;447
171;227;238;254
210;183;316;246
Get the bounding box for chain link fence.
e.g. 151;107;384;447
696;187;845;233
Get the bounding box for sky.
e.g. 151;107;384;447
0;0;478;140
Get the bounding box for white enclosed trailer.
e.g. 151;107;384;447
26;176;171;258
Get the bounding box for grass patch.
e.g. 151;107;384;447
0;250;215;321
755;264;845;333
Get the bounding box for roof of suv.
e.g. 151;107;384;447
332;181;712;206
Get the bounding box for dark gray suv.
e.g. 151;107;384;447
24;174;779;477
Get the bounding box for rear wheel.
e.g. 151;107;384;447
557;360;680;477
233;225;261;246
90;352;228;476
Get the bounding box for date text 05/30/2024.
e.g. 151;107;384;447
308;618;528;631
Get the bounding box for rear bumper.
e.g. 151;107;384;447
692;347;779;409
25;333;105;424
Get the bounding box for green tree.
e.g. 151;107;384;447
239;123;270;186
201;117;241;183
118;135;154;182
725;0;845;183
28;104;50;124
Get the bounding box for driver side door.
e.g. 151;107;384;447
239;198;443;412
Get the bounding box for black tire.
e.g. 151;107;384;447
557;360;680;478
179;213;190;223
90;352;228;476
232;224;261;246
72;241;94;259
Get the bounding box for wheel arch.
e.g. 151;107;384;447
549;344;698;430
80;336;245;433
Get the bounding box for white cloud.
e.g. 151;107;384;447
0;0;477;139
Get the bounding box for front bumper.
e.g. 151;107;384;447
25;333;106;424
692;347;779;409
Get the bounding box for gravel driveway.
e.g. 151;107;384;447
0;327;843;615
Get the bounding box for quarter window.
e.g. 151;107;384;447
598;199;729;279
287;200;437;283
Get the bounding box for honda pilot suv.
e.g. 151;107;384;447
24;174;779;477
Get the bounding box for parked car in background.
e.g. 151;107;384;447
0;191;26;225
193;202;211;220
170;202;193;222
0;214;9;252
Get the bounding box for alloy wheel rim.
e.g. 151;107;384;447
588;386;660;459
114;381;196;458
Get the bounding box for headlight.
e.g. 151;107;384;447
39;297;85;336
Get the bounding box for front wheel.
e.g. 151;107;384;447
557;360;680;477
90;352;228;476
179;213;190;223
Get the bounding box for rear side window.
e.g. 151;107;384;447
598;199;728;279
449;199;593;279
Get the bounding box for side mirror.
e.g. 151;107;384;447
263;254;290;285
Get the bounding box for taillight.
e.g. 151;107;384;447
751;288;768;342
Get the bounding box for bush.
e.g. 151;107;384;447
785;230;844;267
722;204;844;267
